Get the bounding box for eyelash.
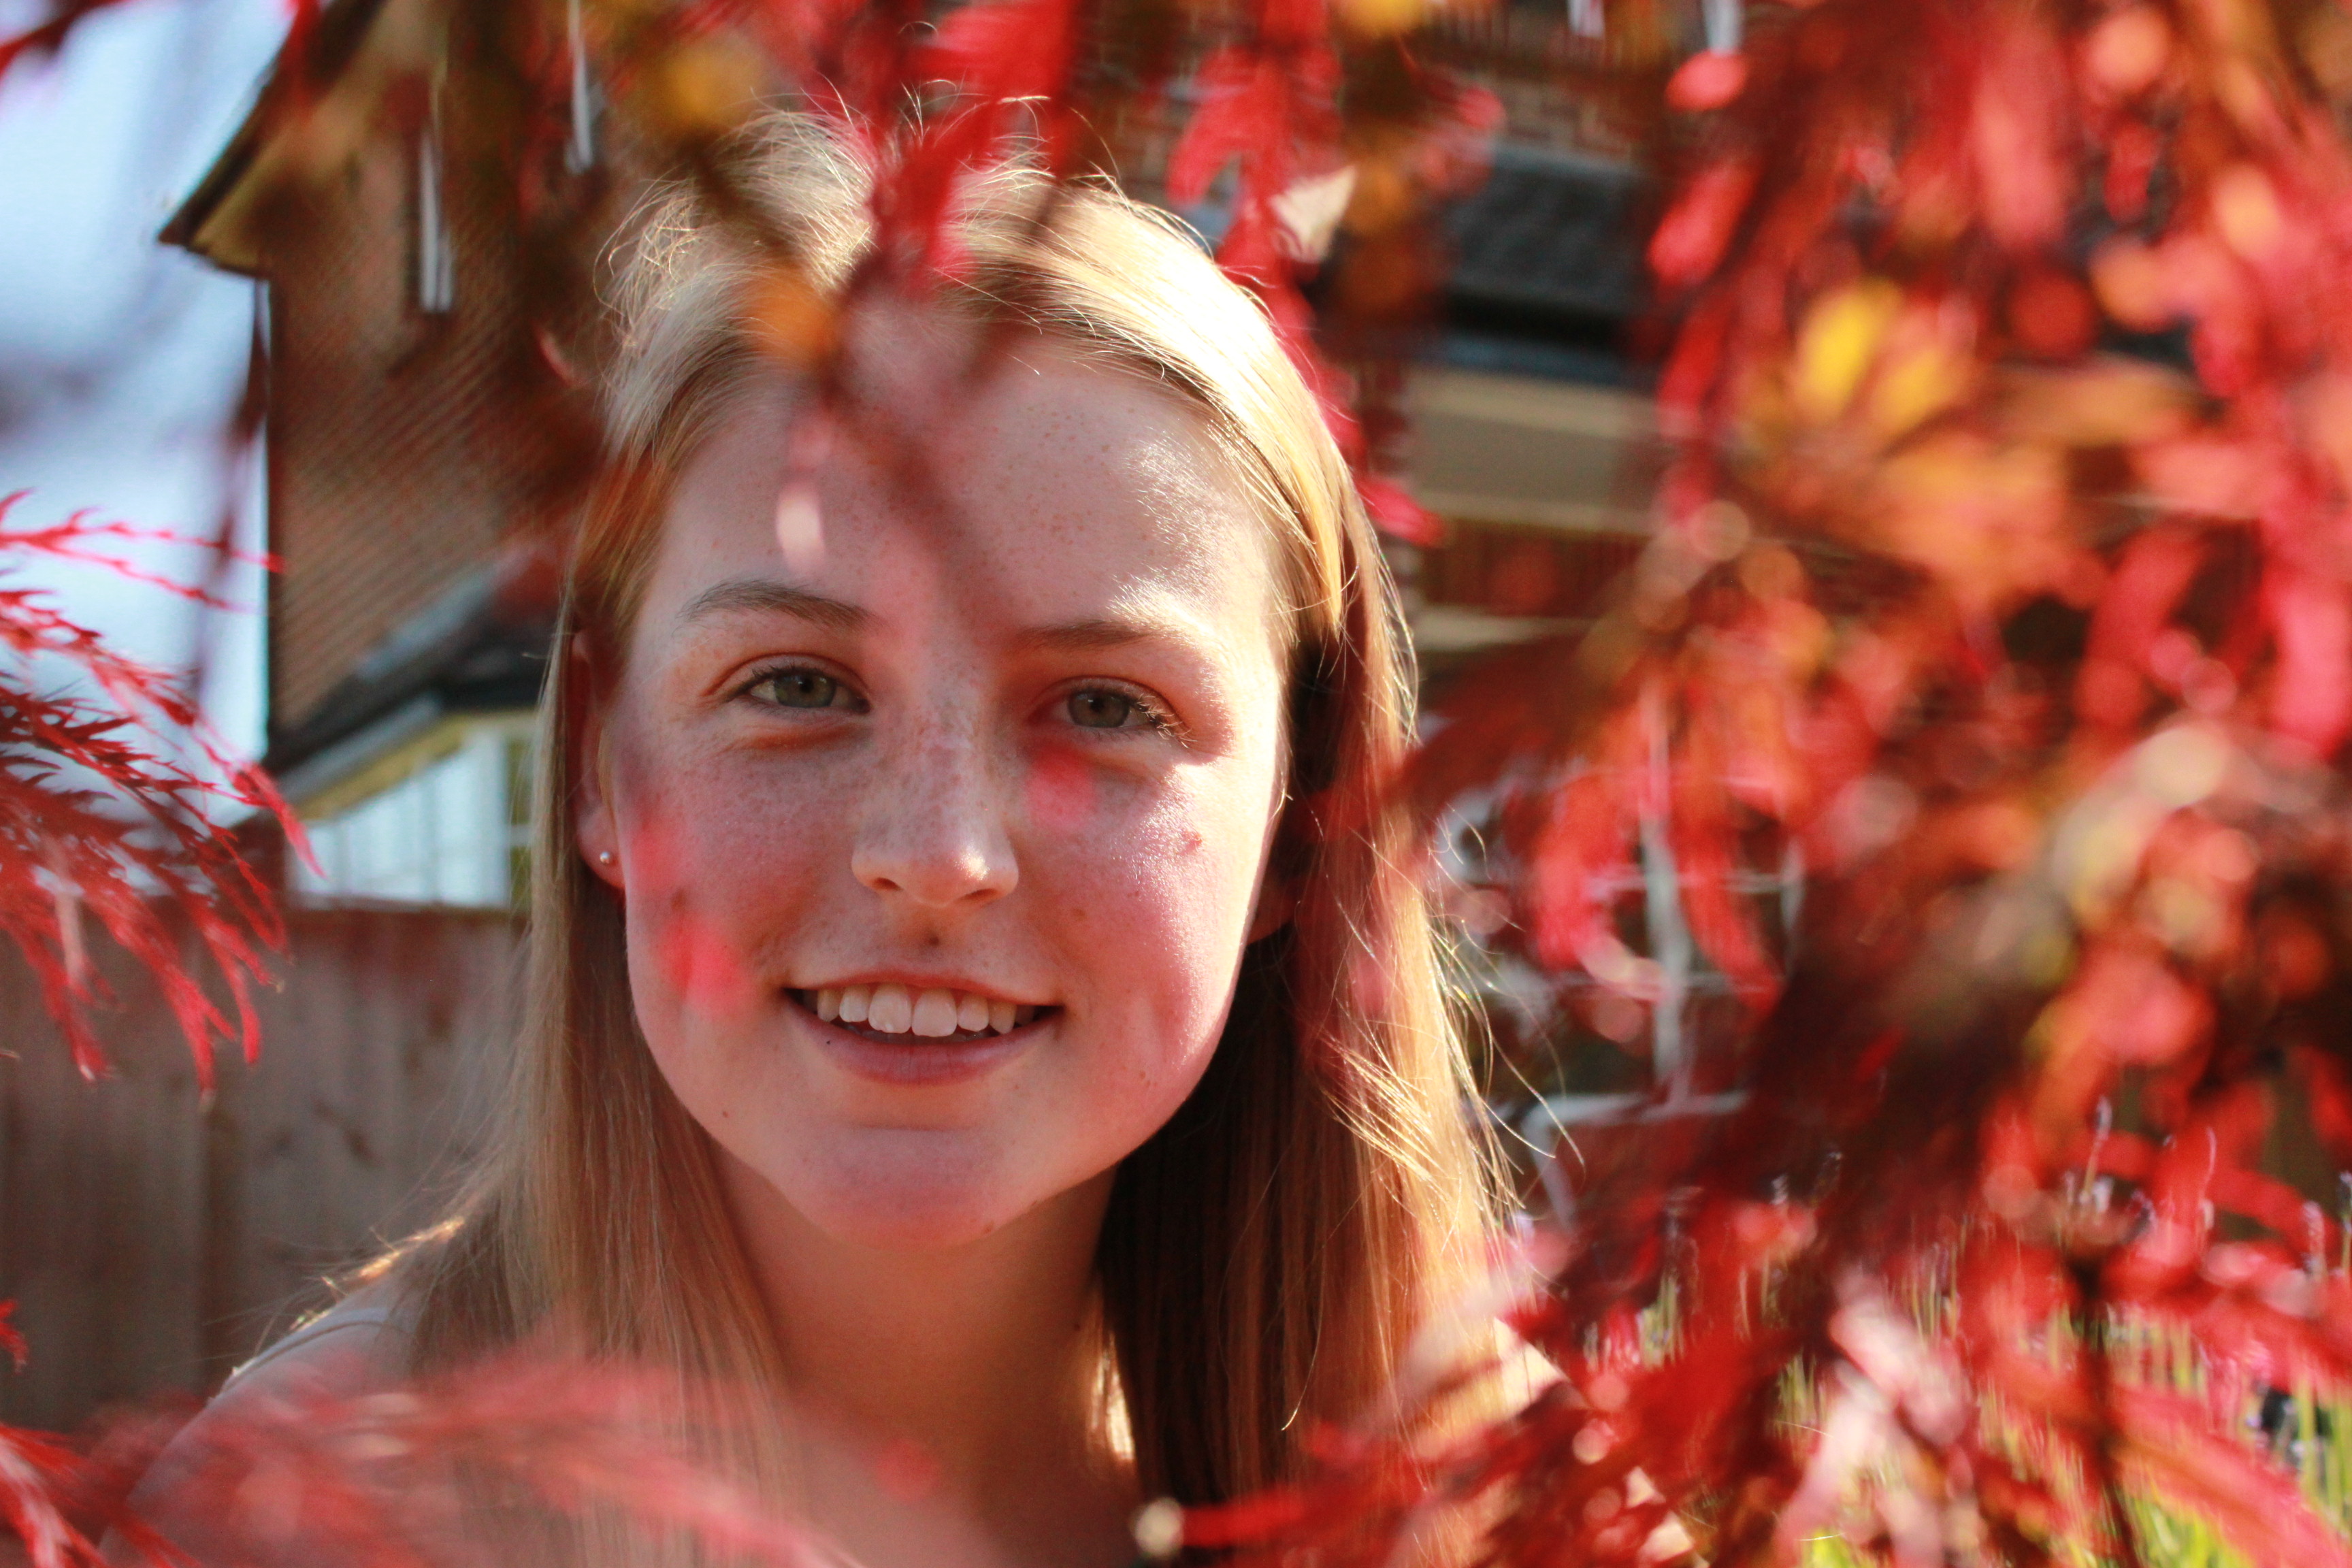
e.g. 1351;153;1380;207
734;665;1181;737
1060;681;1182;738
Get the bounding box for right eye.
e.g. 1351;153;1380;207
745;666;862;711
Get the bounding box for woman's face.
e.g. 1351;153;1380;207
578;324;1292;1249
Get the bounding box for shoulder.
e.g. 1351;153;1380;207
111;1288;417;1567
226;1287;416;1393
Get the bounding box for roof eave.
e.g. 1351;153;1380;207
160;119;271;274
157;0;402;275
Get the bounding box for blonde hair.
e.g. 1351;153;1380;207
395;114;1502;1531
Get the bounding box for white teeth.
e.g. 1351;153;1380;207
911;989;959;1038
867;983;913;1034
811;985;1043;1036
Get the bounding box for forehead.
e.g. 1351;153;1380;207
640;333;1285;651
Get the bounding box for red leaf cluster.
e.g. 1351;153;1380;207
26;0;2352;1565
1250;0;2352;1563
127;1349;816;1568
0;1350;830;1568
0;497;294;1088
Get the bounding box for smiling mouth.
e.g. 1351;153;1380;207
790;984;1051;1045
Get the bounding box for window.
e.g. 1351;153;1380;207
293;719;534;908
414;97;455;314
1436;734;1801;1216
566;0;598;172
1700;0;1742;52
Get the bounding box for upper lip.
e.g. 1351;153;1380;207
794;973;1050;1007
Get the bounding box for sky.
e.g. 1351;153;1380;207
0;0;290;763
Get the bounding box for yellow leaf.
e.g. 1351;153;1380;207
639;36;767;143
2090;239;2172;329
2212;163;2285;261
744;265;838;369
2000;359;2196;446
1869;434;2070;606
1792;280;1902;425
1869;339;1971;440
1336;0;1428;36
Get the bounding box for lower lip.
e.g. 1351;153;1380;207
800;1007;1044;1087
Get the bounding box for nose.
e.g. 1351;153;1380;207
851;714;1019;909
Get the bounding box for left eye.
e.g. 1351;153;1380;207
1067;689;1143;729
753;669;853;709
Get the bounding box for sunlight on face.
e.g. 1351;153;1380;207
579;318;1291;1247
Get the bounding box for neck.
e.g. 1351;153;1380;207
717;1154;1132;1567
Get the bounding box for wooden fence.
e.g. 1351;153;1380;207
0;906;521;1432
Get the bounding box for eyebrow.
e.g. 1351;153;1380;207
679;578;870;632
1010;612;1196;653
679;585;1200;654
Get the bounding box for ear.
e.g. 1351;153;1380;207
570;631;625;890
1247;876;1296;945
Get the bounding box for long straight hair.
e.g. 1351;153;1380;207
393;114;1503;1527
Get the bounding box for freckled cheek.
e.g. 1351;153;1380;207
1032;785;1273;1056
614;751;840;1028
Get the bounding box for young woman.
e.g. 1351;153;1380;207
131;116;1507;1568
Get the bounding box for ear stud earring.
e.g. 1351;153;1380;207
598;851;615;866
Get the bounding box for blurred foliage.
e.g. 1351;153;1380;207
16;0;2352;1565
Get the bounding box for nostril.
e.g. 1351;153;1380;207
850;823;1018;907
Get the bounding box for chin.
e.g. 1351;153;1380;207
789;1134;1045;1250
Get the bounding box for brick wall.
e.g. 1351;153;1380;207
248;1;1644;745
257;15;611;742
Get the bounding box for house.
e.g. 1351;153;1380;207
164;0;1669;911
